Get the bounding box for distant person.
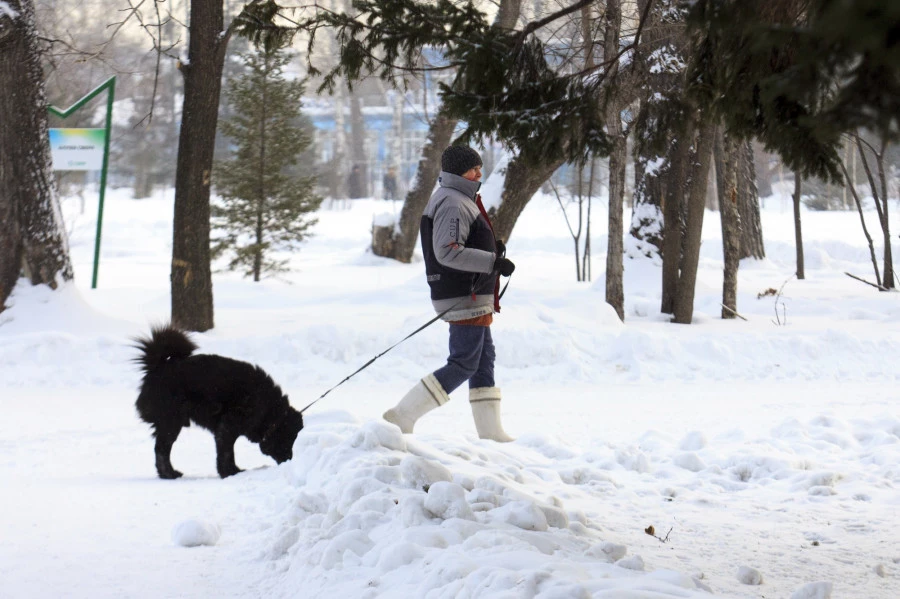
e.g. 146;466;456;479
348;164;365;199
383;145;516;442
383;167;398;201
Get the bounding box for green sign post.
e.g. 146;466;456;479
48;76;116;289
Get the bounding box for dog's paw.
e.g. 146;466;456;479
218;466;243;478
158;469;183;480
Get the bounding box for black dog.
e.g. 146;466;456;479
133;324;303;479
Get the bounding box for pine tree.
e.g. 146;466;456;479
212;42;321;282
686;0;900;183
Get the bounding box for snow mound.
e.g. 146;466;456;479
171;519;221;547
736;565;764;585
269;421;712;597
791;581;833;599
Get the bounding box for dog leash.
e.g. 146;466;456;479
299;277;511;414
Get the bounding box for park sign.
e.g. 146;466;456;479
47;76;115;289
49;128;107;171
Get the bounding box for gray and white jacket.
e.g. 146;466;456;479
420;171;499;321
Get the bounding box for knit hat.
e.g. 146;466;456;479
441;145;483;177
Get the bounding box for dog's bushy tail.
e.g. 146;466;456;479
133;324;198;373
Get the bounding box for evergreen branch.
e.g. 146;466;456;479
517;0;595;41
233;0;299;52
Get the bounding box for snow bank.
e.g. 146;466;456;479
226;408;900;597
265;419;711;597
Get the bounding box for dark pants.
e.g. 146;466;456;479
433;324;495;394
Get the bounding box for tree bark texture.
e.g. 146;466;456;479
879;169;893;290
171;0;230;331
496;0;522;30
792;175;805;279
715;130;741;319
660;135;692;314
606;136;627;320
370;110;456;262
603;0;625;321
489;154;566;244
879;164;893;290
673;122;716;324
0;0;73;311
738;140;765;259
0;167;21;309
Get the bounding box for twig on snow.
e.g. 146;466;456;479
644;525;673;543
772;275;795;326
844;271;889;291
720;303;748;321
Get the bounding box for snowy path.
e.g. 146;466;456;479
2;380;896;598
1;189;899;597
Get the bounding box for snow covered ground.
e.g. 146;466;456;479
1;181;898;599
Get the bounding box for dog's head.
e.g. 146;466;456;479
260;408;304;464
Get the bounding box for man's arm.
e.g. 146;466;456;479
431;198;495;273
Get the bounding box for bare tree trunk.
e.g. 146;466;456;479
254;59;268;283
569;173;584;281
171;0;232;332
0;144;22;308
716;129;741;319
0;0;73;307
877;144;893;289
673;122;716;324
490;155;566;243
0;6;26;309
601;0;625;320
738;140;765;259
133;155;155;199
389;80;403;187
606;136;626;320
840;160;882;287
792;175;805;279
0;166;21;310
371;110;456;262
855;136;894;289
583;159;594;281
496;0;522;29
331;84;348;200
752;142;773;199
660;135;692;314
349;89;368;197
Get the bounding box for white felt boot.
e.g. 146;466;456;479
469;387;514;442
383;373;449;433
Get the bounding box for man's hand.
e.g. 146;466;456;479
495;239;506;258
495;257;515;277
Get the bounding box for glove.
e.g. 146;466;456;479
495;257;515;277
495;239;506;258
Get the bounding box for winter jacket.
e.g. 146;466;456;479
420;171;499;321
